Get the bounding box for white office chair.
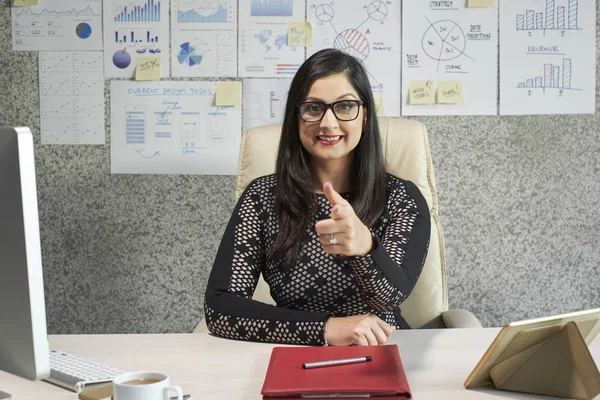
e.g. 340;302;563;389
194;118;481;333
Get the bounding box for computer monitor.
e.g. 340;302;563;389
0;127;50;400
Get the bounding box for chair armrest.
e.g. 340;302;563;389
441;309;483;329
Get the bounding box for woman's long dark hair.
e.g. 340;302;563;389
271;48;386;269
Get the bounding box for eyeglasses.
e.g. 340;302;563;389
296;100;364;122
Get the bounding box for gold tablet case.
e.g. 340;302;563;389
487;322;600;399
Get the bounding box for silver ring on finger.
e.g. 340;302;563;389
328;233;337;245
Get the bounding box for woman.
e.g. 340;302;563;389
204;48;430;346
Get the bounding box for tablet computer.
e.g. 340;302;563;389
464;308;600;388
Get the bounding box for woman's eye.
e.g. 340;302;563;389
336;102;353;112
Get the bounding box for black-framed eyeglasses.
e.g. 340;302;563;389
296;100;364;122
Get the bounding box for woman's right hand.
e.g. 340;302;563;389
326;314;396;346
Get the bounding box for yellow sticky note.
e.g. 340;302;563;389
409;81;435;105
373;97;386;116
215;82;241;106
437;81;464;104
13;0;38;5
135;57;161;81
287;22;312;47
467;0;494;7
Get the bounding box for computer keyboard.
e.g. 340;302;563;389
45;350;126;393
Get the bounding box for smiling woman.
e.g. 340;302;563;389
204;49;431;347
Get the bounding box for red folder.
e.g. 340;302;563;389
261;344;411;399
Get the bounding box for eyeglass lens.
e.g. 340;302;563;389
300;101;360;121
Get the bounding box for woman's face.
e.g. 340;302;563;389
298;73;366;168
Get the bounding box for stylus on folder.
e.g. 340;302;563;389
302;356;372;369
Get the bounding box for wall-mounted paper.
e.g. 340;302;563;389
402;1;498;115
12;0;102;51
307;0;402;117
467;0;494;7
242;78;292;133
239;0;306;78
171;0;237;78
111;81;242;175
136;57;161;81
499;0;596;115
216;82;242;106
409;81;435;105
287;22;312;46
39;52;105;145
103;0;170;78
437;81;463;104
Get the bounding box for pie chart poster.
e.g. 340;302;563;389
401;1;498;116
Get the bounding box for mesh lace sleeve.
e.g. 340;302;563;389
204;179;329;345
348;179;431;311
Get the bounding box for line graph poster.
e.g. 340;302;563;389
12;0;102;51
103;0;171;78
239;0;306;77
39;52;105;145
171;0;237;77
402;1;498;116
307;1;401;117
110;81;242;175
500;0;596;115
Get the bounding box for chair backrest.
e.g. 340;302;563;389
235;118;448;328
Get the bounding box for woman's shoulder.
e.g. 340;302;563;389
241;174;277;199
384;173;424;203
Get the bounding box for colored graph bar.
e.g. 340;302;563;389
545;0;555;30
535;77;543;87
526;10;534;30
544;64;553;88
526;79;533;88
557;6;565;29
552;66;560;88
251;0;293;17
568;0;578;29
114;0;160;23
563;58;572;88
516;14;525;30
536;13;543;30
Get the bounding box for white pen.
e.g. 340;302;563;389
302;356;372;369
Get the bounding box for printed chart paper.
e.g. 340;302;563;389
500;0;596;115
242;78;291;132
402;0;498;115
12;0;102;51
111;81;242;175
104;0;171;78
307;0;402;117
39;52;105;145
171;0;237;77
239;0;306;77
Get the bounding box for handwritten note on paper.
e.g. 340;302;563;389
215;81;241;106
467;0;494;7
409;81;435;105
13;0;38;5
373;97;386;116
135;57;161;81
287;22;312;47
437;81;464;104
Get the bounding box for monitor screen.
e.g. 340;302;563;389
0;127;50;399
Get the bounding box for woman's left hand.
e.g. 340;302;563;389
315;182;373;256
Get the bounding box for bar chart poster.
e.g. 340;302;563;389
239;0;306;77
12;0;102;51
500;0;596;115
171;0;237;77
103;0;171;78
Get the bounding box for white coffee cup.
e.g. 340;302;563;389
113;371;183;400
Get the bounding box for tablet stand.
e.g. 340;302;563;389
489;322;600;399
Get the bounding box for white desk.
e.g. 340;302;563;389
1;328;598;399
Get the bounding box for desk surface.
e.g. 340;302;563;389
0;328;598;400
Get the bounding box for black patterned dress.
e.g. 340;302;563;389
204;173;430;345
